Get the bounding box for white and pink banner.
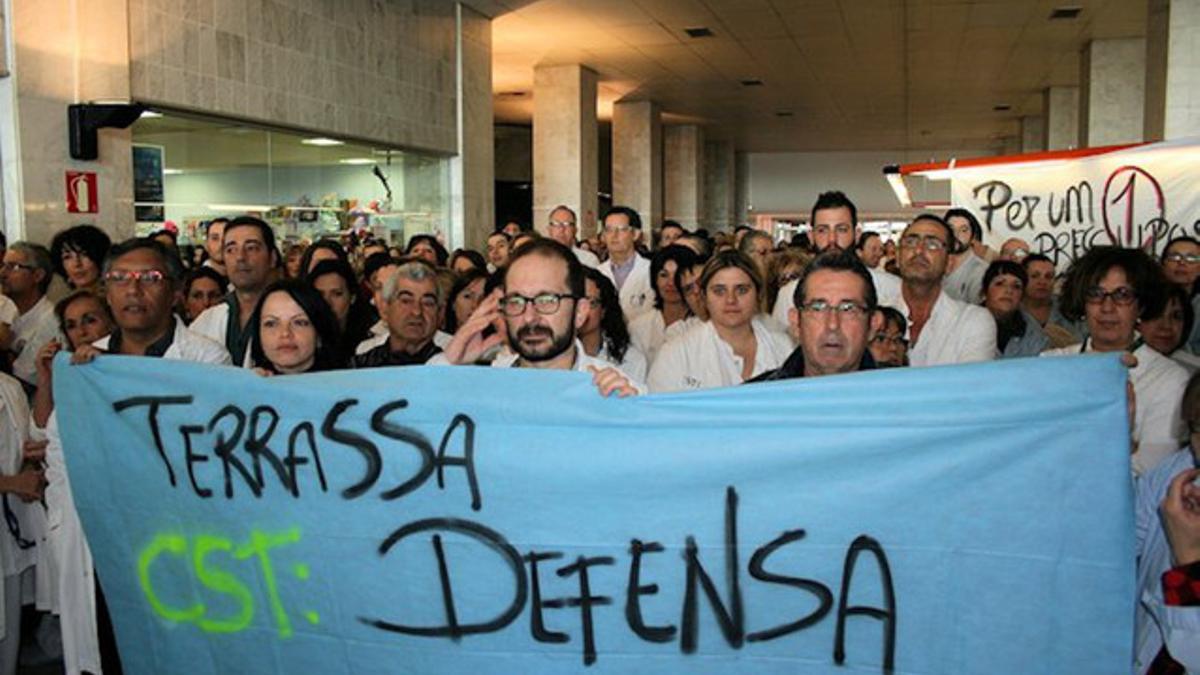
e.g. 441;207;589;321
947;138;1200;267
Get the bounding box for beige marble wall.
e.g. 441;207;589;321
0;1;8;77
612;100;662;232
10;0;136;244
532;63;597;237
1079;38;1145;147
128;0;458;154
703;139;735;231
1145;0;1200;140
1043;86;1079;150
458;4;493;250
663;124;704;228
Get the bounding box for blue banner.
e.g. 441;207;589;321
54;354;1134;674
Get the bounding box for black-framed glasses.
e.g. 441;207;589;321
500;292;576;316
799;300;869;318
0;262;35;272
1084;286;1136;306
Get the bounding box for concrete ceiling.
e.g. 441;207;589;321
491;0;1147;153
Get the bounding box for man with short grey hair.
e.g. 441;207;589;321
547;205;600;269
1;242;58;389
353;260;444;367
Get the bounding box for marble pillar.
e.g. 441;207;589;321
1043;86;1080;151
532;63;598;237
451;4;494;252
1020;116;1046;152
1079;38;1145;147
1145;0;1200;140
663;125;704;229
6;0;134;244
611;100;661;234
703;139;735;231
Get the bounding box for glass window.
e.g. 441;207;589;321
131;109;450;249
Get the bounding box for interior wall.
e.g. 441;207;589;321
744;149;998;219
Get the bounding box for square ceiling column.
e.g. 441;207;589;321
663;125;705;230
1079;38;1146;147
612;100;662;237
532;63;598;236
1043;86;1080;150
1145;0;1200;140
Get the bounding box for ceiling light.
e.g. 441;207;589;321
162;168;183;175
302;137;344;147
338;158;374;165
139;110;162;119
1049;6;1082;20
884;169;912;208
684;27;714;38
740;79;763;87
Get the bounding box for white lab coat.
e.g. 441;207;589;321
598;255;654;322
0;373;38;644
647;316;793;393
571;246;600;269
595;342;648;383
356;330;452;355
12;297;60;387
43;318;230;674
628;309;684;368
886;290;997;367
190;301;254;367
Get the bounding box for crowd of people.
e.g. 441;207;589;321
0;189;1196;672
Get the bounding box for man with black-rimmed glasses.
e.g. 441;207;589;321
437;239;641;396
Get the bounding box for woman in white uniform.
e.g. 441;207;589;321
627;245;698;368
648;251;793;393
579;269;647;381
1042;246;1189;476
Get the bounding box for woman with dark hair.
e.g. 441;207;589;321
981;260;1049;358
1140;283;1199;371
49;224;111;290
445;269;488;334
306;259;375;355
627;245;698;366
868;306;908;368
406;234;449;267
647;251;792;392
449;249;487;276
1043;246;1188;475
299;238;349;276
579;268;647;381
250;279;345;374
1160;236;1200;355
182;267;227;324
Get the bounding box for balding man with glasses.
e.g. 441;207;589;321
546;205;600;269
752;250;878;381
886;214;996;367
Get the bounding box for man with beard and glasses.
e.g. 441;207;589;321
436;239;642;396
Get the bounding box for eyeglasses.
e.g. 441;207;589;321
500;292;575;316
105;269;168;286
548;220;576;230
899;235;947;252
799;300;869;318
603;224;634;235
1084;286;1136;306
871;333;908;347
1165;253;1200;264
0;262;35;272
